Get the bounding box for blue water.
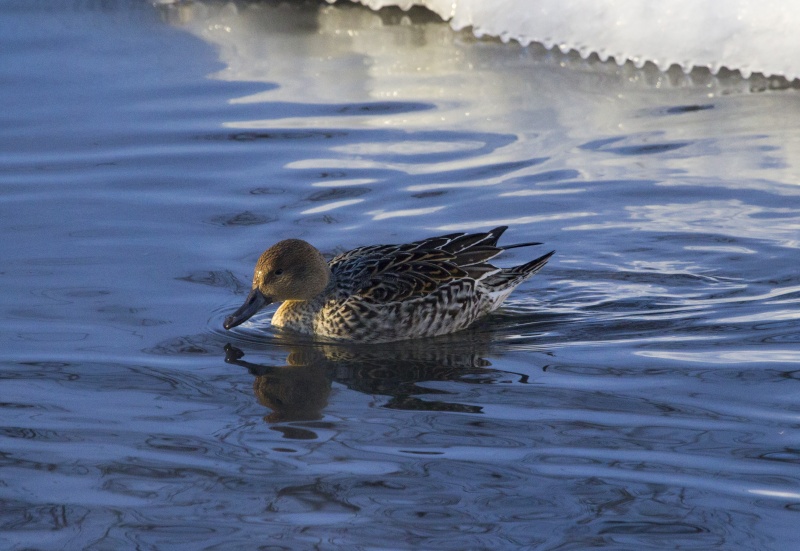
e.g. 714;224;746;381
2;1;800;549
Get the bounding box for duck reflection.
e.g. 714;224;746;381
224;329;503;423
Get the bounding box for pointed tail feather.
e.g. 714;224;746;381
483;250;555;291
501;240;542;250
509;250;555;277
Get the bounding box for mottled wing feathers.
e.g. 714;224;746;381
439;226;506;252
361;256;455;302
407;233;462;251
329;243;393;266
328;226;543;303
353;250;469;303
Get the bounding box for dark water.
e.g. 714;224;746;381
2;1;800;549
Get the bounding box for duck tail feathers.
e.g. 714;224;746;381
483;250;555;291
501;240;542;250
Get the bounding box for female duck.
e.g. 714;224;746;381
223;226;553;343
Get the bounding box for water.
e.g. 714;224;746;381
2;1;799;549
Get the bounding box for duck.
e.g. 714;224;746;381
223;226;554;343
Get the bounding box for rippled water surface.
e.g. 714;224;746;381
2;1;800;549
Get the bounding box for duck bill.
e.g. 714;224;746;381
223;289;271;330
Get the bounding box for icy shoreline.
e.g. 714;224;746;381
335;0;800;80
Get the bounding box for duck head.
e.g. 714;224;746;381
223;239;330;330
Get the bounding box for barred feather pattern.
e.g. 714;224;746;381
272;226;554;343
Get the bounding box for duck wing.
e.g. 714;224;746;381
330;227;517;303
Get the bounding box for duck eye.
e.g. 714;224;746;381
274;269;284;276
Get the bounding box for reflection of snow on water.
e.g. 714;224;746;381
165;0;800;188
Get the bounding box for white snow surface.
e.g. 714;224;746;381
336;0;800;79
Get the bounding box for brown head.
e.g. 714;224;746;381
223;239;330;330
